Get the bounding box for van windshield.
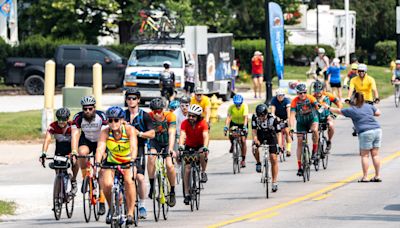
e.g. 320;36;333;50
128;49;182;68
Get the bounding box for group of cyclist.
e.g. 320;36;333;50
40;86;212;225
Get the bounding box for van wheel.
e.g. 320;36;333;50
24;75;44;95
222;84;232;101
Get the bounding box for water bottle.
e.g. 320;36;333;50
65;174;71;193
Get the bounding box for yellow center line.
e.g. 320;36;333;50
250;212;280;222
312;193;332;201
207;151;400;228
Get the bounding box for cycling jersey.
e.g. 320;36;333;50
160;70;175;88
327;65;346;83
106;124;131;164
271;96;291;120
149;111;176;146
190;95;211;118
251;113;280;143
314;92;338;120
72;111;107;142
124;108;153;147
184;67;195;83
349;75;377;102
180;119;208;148
48;121;72;156
228;103;248;125
174;107;187;136
251;56;263;75
291;95;319;132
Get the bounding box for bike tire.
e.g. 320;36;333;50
236;140;242;173
162;175;170;220
232;140;238;174
92;178;101;221
195;167;201;210
181;159;186;199
189;167;195;212
302;146;308;183
305;146;311;181
83;176;91;222
53;175;62;220
322;136;329;170
165;18;184;38
314;142;321;172
153;174;161;222
110;188;118;228
264;156;269;199
65;174;74;219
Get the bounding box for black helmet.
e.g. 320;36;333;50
125;88;141;98
313;80;324;92
255;104;269;117
295;83;307;93
56;107;70;120
180;96;190;104
150;98;165;110
106;106;125;119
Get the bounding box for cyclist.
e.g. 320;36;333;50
314;48;330;83
147;98;177;207
174;96;190;149
391;60;400;82
343;63;358;89
191;87;211;125
327;58;346;101
348;64;380;105
251;103;281;192
123;88;155;219
40;107;79;195
168;99;180;112
271;88;292;157
224;94;249;168
289;83;320;176
184;60;196;95
160;61;176;101
71;95;107;215
312;80;343;152
95;106;138;225
178;104;210;204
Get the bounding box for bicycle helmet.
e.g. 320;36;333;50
149;98;165;110
194;87;204;94
188;60;195;66
168;100;180;110
358;63;368;72
351;63;358;70
180;96;190;104
276;88;285;96
188;104;203;116
233;94;244;105
333;58;340;64
56;107;71;120
313;80;324;92
255;103;269;117
318;48;325;54
163;61;171;68
125;87;141;98
106;106;125;119
396;60;400;65
80;95;96;106
295;83;307;93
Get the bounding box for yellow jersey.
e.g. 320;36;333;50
349;74;377;102
228;104;248;124
106;124;131;164
190;95;211;117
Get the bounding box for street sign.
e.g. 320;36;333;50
397;6;400;34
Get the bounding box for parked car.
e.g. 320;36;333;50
5;45;127;95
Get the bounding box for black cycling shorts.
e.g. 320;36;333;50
184;82;195;93
254;142;279;155
55;141;71;156
330;82;341;88
79;135;97;154
161;87;174;98
136;146;146;175
148;139;170;158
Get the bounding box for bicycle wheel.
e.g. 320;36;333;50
395;86;400;107
304;146;311;181
195;167;201;210
110;188;119;228
321;136;329;170
164;18;184;38
134;181;139;226
65;174;74;218
314;140;321;172
181;159;186;199
189;167;195;212
82;176;91;222
92;178;101;221
162;176;170;220
152;174;161;222
53;175;62;220
264;156;270;199
131;22;157;42
301;146;307;183
232;140;239;174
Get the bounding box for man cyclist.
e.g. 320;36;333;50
174;96;190;150
168;100;180;112
271;88;292;157
348;64;379;105
224;94;249;168
40;107;79;195
95;106;138;225
312;81;342;152
148;98;177;207
179;104;210;204
314;48;330;83
71;95;108;215
123;88;155;219
289;83;320;176
391;60;400;83
252;103;281;192
191;87;211;125
160;61;176;102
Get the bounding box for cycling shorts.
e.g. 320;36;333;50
79;135;97;154
253;142;278;155
161;87;174;98
148;139;170;158
296;114;318;132
55;141;71;156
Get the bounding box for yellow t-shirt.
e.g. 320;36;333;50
228;104;248;124
349;75;377;102
190;95;211;117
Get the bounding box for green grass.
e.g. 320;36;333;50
0;110;42;141
0;200;16;216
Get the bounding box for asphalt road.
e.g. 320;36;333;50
1;97;400;227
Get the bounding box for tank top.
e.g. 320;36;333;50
106;125;131;164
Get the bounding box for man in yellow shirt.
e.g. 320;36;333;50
348;64;379;104
190;87;211;124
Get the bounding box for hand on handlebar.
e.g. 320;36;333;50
223;126;228;136
40;152;46;167
374;98;380;104
345;98;351;104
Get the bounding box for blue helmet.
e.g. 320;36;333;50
169;100;180;110
106;106;125;119
233;94;244;105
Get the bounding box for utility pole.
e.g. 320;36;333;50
316;0;319;45
345;0;350;64
397;0;400;59
264;0;273;104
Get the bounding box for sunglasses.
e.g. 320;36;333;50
83;107;94;111
188;114;197;118
57;119;68;123
153;109;163;114
108;118;120;123
297;92;306;95
195;94;202;97
181;104;189;108
126;96;138;101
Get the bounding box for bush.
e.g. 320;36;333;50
233;39;334;74
375;40;396;66
106;43;136;59
0;38;11;78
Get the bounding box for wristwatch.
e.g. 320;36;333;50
138;131;143;138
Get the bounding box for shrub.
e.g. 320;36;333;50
106;43;136;59
375;40;396;66
0;38;11;78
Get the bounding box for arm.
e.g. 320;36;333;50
286;106;291;122
289;111;296;130
328;107;343;115
374;108;381;117
205;106;211;123
71;127;81;154
127;126;138;160
347;87;354;99
168;126;176;152
95;128;108;164
243;115;248;127
271;105;276;116
225;115;231;127
179;130;186;146
202;130;209;148
41;131;52;153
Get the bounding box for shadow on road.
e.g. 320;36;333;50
384;204;400;211
327;214;400;222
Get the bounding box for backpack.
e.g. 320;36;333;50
125;109;146;132
160;71;174;87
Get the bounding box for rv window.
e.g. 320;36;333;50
335;27;338;38
128;50;183;68
340;27;343;38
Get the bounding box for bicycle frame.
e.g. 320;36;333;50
181;149;202;211
294;131;311;182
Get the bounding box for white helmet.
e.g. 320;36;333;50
333;58;340;64
276;88;285;96
318;48;325;54
395;60;400;65
163;61;171;67
81;96;96;106
188;60;195;66
358;63;368;72
188;104;203;116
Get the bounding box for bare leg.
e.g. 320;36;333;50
370;148;381;179
258;77;264;98
252;77;258;98
360;150;370;180
270;153;278;183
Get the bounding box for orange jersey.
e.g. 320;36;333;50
290;94;318;116
149;111;176;145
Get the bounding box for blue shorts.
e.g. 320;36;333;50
358;128;382;150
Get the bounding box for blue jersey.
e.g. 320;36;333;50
271;96;291;120
327;65;346;83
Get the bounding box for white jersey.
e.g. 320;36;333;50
314;56;329;69
72;111;107;142
174;108;187;135
184;67;195;83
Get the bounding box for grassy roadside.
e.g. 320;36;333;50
0;110;42;141
0;200;16;216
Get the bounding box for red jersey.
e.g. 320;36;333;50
48;121;72;142
251;56;263;74
180;119;208;147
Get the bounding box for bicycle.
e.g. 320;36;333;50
77;155;101;223
392;80;400;107
180;148;202;211
294;131;312;182
278;120;289;163
253;142;271;199
227;126;244;174
41;155;75;220
316;122;329;170
99;162;137;228
145;149;171;222
131;6;184;41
